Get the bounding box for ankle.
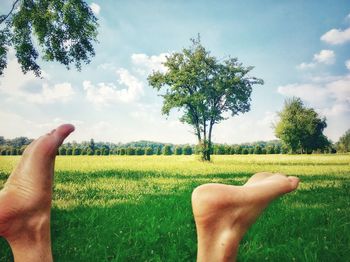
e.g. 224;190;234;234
197;228;241;262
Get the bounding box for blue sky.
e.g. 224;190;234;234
0;0;349;144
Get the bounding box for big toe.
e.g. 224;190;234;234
29;124;75;158
287;176;300;191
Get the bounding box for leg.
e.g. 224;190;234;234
0;124;74;262
192;172;299;262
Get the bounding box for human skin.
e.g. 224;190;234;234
0;124;74;262
0;124;299;262
192;172;299;261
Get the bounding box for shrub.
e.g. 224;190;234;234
174;146;183;155
87;148;94;155
214;145;225;155
183;145;192;155
275;145;281;154
135;147;145;155
163;145;172;155
235;146;243;154
156;147;162;155
95;149;101;155
102;147;110;155
254;145;262;154
59;147;66;155
73;148;81;155
119;148;126;155
242;148;249;155
145;147;153;155
66;148;73;155
127;147;136;155
266;145;275;154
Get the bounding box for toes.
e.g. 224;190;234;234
287;176;300;191
51;124;75;147
26;124;75;158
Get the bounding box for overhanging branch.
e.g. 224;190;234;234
0;0;21;24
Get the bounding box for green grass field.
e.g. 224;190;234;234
0;155;349;261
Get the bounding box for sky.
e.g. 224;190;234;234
0;0;349;144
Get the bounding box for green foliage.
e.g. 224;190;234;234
246;147;252;154
87;148;94;155
119;148;126;155
174;146;183;155
336;129;350;153
156;147;162;155
135;147;145;155
266;145;275;154
274;145;281;154
275;98;330;154
214;144;225;155
59;147;66;155
0;0;98;76
73;147;81;155
148;36;263;161
102;147;110;155
162;145;172;155
235;146;243;155
242;148;249;155
145;147;153;155
95;149;101;155
254;145;262;154
66;147;73;155
183;145;193;155
127;147;136;156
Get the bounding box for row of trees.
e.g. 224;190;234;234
56;145;194;156
0;140;339;156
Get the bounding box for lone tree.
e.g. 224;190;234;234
148;37;263;161
0;0;98;76
275;97;329;154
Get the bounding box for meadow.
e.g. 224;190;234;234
0;154;349;261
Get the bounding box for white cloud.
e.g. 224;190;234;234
214;111;278;143
297;62;316;70
345;59;350;70
97;63;116;71
26;83;75;104
83;68;144;106
277;75;350;118
297;49;335;70
131;53;169;75
277;75;350;141
0;58;74;104
90;3;101;15
277;83;329;105
313;50;335;64
321;27;350;45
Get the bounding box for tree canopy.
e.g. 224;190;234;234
275;97;329;153
148;37;263;161
0;0;98;77
336;129;350;153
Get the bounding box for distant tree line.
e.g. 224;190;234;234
0;135;343;156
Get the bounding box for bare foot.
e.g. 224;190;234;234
0;124;74;262
192;172;299;262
